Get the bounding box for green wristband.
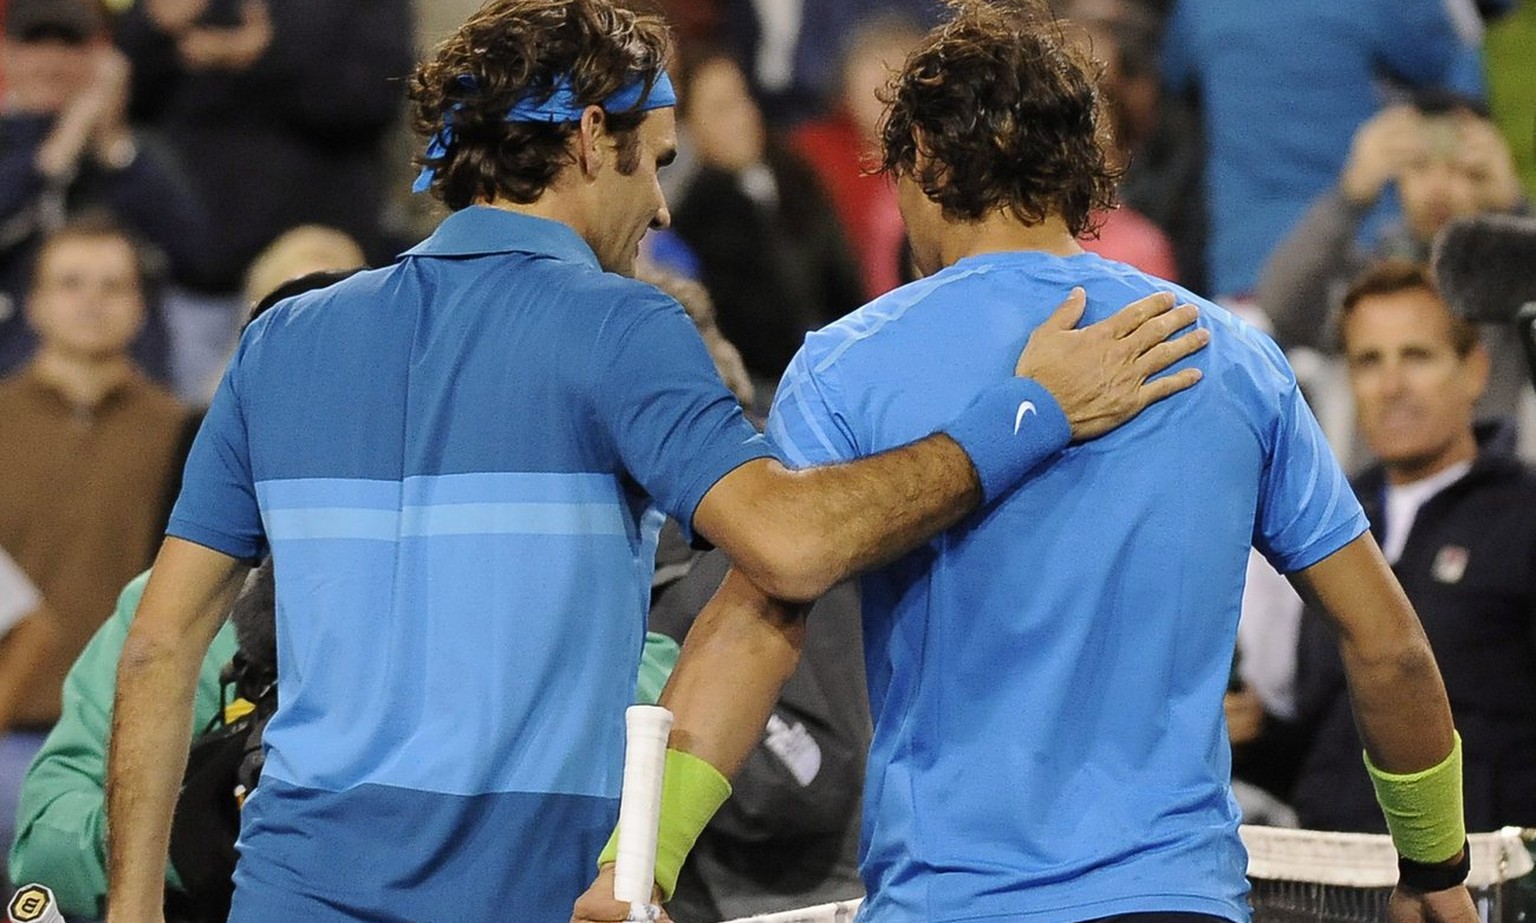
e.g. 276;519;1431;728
1363;732;1466;864
598;748;733;900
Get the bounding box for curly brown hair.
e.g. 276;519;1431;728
879;0;1120;236
409;0;673;210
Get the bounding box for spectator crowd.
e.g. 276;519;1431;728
1;0;1534;919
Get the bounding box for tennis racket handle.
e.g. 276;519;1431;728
7;884;65;923
613;704;674;905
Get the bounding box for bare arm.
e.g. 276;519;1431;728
659;568;808;774
696;290;1208;602
1287;533;1453;772
695;435;976;603
1288;533;1477;923
106;538;247;923
571;568;806;923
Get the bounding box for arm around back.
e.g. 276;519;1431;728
694;289;1208;602
692;438;981;603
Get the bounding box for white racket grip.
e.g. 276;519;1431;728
7;884;65;923
613;704;674;907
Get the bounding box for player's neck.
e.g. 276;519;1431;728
939;213;1082;268
482;191;584;237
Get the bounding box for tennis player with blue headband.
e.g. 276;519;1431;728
412;70;677;193
102;2;1214;922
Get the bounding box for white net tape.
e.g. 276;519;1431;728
716;826;1536;922
718;898;862;922
1242;825;1534;889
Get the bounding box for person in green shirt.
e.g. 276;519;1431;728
7;572;238;920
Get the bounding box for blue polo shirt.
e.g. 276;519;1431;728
767;250;1367;923
168;206;772;922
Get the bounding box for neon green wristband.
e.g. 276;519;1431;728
598;748;733;900
1363;732;1466;864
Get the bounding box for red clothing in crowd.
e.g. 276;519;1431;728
1081;205;1180;282
789;110;906;299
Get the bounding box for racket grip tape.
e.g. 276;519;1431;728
601;746;733;901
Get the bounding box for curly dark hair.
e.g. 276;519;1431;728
409;0;673;210
879;0;1120;236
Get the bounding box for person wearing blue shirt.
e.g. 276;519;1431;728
1161;0;1474;302
580;4;1480;923
101;2;1213;922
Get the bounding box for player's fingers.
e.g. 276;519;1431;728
1100;291;1177;340
571;888;634;922
1124;302;1200;356
1135;367;1203;407
1039;286;1088;330
1133;327;1210;377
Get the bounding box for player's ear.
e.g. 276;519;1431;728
576;104;608;179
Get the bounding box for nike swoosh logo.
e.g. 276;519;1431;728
1013;400;1038;435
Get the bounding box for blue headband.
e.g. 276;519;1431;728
413;71;676;193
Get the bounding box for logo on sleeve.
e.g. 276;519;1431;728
1013;400;1038;435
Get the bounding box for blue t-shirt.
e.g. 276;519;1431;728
767;250;1368;923
168;207;772;922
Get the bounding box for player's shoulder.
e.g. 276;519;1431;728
797;268;982;375
1197;296;1299;392
507;257;679;320
248;265;394;332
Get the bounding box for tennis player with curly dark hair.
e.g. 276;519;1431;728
576;2;1479;923
105;1;1218;922
878;0;1119;238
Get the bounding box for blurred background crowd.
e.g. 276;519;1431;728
1;0;1534;919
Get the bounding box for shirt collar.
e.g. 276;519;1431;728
403;205;601;270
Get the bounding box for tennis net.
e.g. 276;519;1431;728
717;826;1536;923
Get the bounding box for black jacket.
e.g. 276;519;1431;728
1291;424;1536;832
115;0;414;292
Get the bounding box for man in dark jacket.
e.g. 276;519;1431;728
1292;260;1536;834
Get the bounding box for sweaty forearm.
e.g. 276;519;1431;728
106;543;245;922
1341;628;1456;774
796;431;980;573
661;568;807;777
106;629;204;920
730;433;981;602
1295;535;1457;773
